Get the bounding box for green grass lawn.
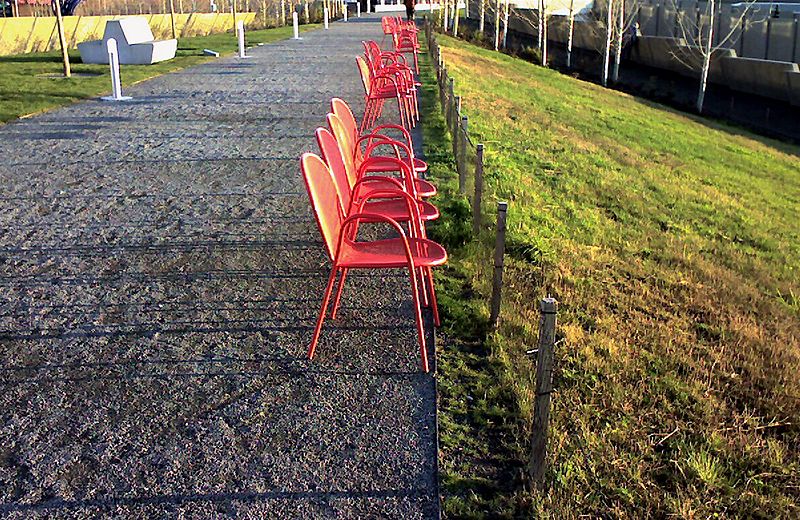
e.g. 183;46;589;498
422;34;800;518
0;24;319;124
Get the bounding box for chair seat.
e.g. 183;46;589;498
359;176;437;198
338;237;447;268
361;198;439;221
373;85;411;99
362;156;428;174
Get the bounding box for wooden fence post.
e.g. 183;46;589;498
529;298;558;486
473;143;484;234
489;201;508;329
452;94;460;151
458;115;468;194
448;78;455;130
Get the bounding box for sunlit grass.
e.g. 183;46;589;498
424;33;800;517
0;24;319;123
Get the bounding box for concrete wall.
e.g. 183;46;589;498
464;2;800;104
720;56;798;101
787;71;800;105
768;19;797;62
741;17;769;58
0;12;258;56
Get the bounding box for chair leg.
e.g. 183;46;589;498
308;267;339;360
407;263;429;373
360;99;371;134
418;267;429;307
425;267;441;327
374;98;385;127
397;95;407;130
408;96;417;126
331;268;349;319
361;99;374;134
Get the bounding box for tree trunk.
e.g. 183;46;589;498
53;0;71;78
454;0;460;37
502;0;509;48
612;0;623;82
231;0;237;33
494;0;500;50
698;0;716;113
567;0;574;68
541;0;547;65
479;0;485;33
169;0;177;39
602;1;613;87
537;0;542;49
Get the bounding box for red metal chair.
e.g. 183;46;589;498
316;125;441;314
327;112;433;204
315;126;439;226
326;113;443;318
356;56;415;132
388;19;420;74
301;153;446;373
329;98;435;197
362;40;420;121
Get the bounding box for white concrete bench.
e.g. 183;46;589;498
78;18;177;65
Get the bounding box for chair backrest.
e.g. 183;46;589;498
362;41;380;76
381;16;394;35
330;98;359;146
301;153;343;262
327;113;360;187
315;127;352;212
355;56;371;95
330;98;364;165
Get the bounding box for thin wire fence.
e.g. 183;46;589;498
425;16;560;486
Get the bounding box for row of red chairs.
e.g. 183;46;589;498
300;84;446;372
358;19;421;132
381;16;420;74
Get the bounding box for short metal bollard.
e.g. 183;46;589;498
293;12;300;39
236;20;251;59
324;7;329;29
101;39;132;102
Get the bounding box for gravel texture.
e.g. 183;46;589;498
0;16;438;519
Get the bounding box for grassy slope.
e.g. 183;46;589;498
424;34;800;518
0;24;319;123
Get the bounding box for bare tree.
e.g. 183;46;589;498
670;0;763;113
494;0;501;50
502;0;510;49
566;0;575;68
601;0;613;86
540;0;548;64
508;2;547;62
590;0;640;86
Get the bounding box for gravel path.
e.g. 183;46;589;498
0;16;439;519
